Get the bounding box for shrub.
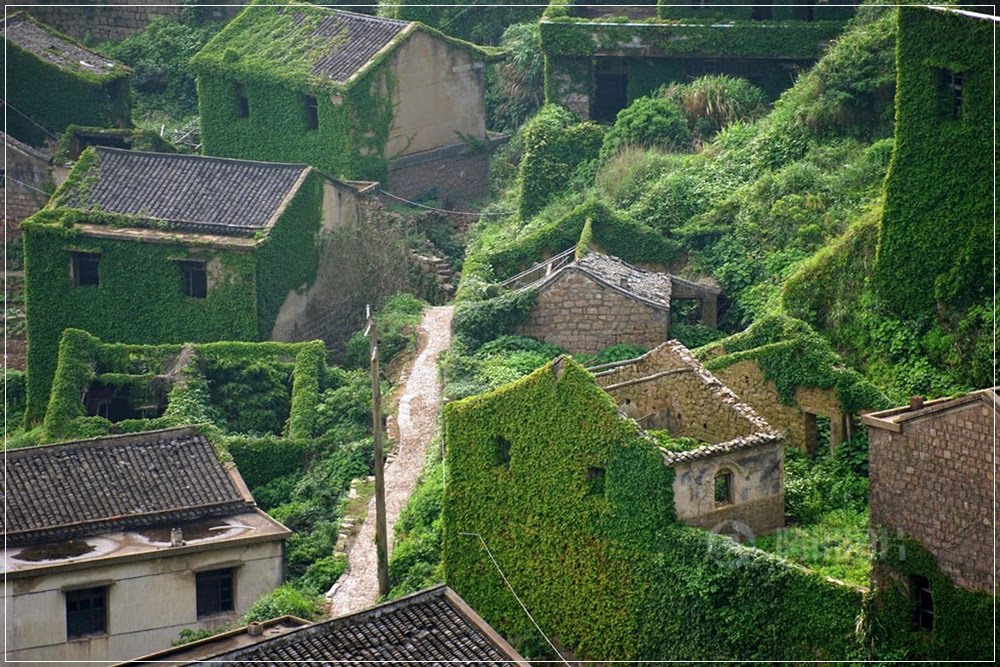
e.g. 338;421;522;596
295;554;348;597
663;75;767;142
243;584;318;623
452;289;538;350
599;96;691;162
487;22;544;132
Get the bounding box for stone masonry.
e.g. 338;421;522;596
22;1;240;42
387;144;491;206
516;268;669;354
864;389;998;594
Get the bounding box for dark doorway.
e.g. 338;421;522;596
593;59;629;123
751;2;773;20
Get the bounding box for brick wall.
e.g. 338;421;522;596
386;140;497;206
713;360;848;452
867;395;997;593
22;1;239;42
516;268;669;354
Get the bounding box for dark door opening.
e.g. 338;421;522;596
593;59;629;123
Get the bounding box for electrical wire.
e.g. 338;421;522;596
1;99;58;139
5;176;51;197
377;188;514;217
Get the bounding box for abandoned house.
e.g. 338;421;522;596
193;0;494;201
590;340;784;536
695;316;886;453
21;146;375;424
864;388;997;596
4;12;132;146
118;586;526;665
510;250;719;354
540;0;855;122
3;426;289;666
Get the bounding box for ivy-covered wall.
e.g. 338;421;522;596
443;356;865;660
21;166;324;424
873;7;992;320
6;14;132;146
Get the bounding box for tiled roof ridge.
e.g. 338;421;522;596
4;424;202;458
659;429;783;465
2;129;52;162
91;145;310;171
5;11;125;75
574;252;672;309
316;6;411;28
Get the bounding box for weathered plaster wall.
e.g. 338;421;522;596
712;360;848;452
672;441;784;537
387;30;486;158
868;398;997;594
515;269;669;354
5;538;284;666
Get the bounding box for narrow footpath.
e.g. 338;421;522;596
328;305;453;615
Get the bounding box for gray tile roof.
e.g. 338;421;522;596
4;12;126;79
3;427;249;546
574;252;672;309
198;586;524;665
58;147;310;236
307;9;411;83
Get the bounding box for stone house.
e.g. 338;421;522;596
591;341;784;536
21;146;375;423
514;251;719;354
3;426;289;666
540;0;855;122
3;131;55;249
193;1;494;202
864;388;997;595
117;586;525;665
4;12;132;146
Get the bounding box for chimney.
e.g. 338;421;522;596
619;276;629;288
909;395;925;411
247;622;264;637
170;527;185;547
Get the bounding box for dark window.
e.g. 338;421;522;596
178;260;208;299
196;568;234;617
303;95;319;130
71;252;100;286
587;467;606;496
493;436;512;468
940;69;965;120
66;587;107;639
751;2;773;20
912;575;933;631
714;469;733;505
593;59;629;124
795;1;815;22
235;84;249;118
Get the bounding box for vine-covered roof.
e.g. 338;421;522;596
56;147;310;236
4;11;128;80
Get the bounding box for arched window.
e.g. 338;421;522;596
714;468;733;506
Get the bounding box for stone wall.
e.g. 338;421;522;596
712;359;849;452
22;1;239;42
386;142;491;205
866;393;997;594
515;268;669;354
4;142;52;249
672;441;785;538
596;342;768;443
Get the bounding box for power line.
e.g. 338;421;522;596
1;99;58;139
5;176;51;197
460;531;570;665
377;188;514;217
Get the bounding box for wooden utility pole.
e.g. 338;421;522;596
365;305;390;597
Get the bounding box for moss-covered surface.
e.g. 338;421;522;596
5;12;132;145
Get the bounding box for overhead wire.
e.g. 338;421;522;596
377;188;513;217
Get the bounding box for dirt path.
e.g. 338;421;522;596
328;305;453;615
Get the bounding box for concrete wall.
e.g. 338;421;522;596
515;269;670;354
672;441;785;537
6;539;284;666
22;0;239;42
868;397;997;594
386;29;486;158
712;359;849;452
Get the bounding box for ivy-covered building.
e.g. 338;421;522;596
443;355;862;660
22;147;373;423
193;1;492;199
540;0;854;121
4;12;132;145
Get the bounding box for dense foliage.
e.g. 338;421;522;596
598;96;690;161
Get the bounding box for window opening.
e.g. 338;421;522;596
66;587;107;639
940;69;965;120
912;575;933;631
71;252;100;287
304;95;319;130
235;84;249;118
493;436;512;468
714;469;733;505
178;260;208;299
196;568;234;617
587;467;606;496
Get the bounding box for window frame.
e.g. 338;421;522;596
70;251;100;287
234;83;250;118
303;94;319;131
65;586;108;640
177;259;208;299
196;567;235;618
714;468;734;506
939;68;965;120
912;574;934;631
